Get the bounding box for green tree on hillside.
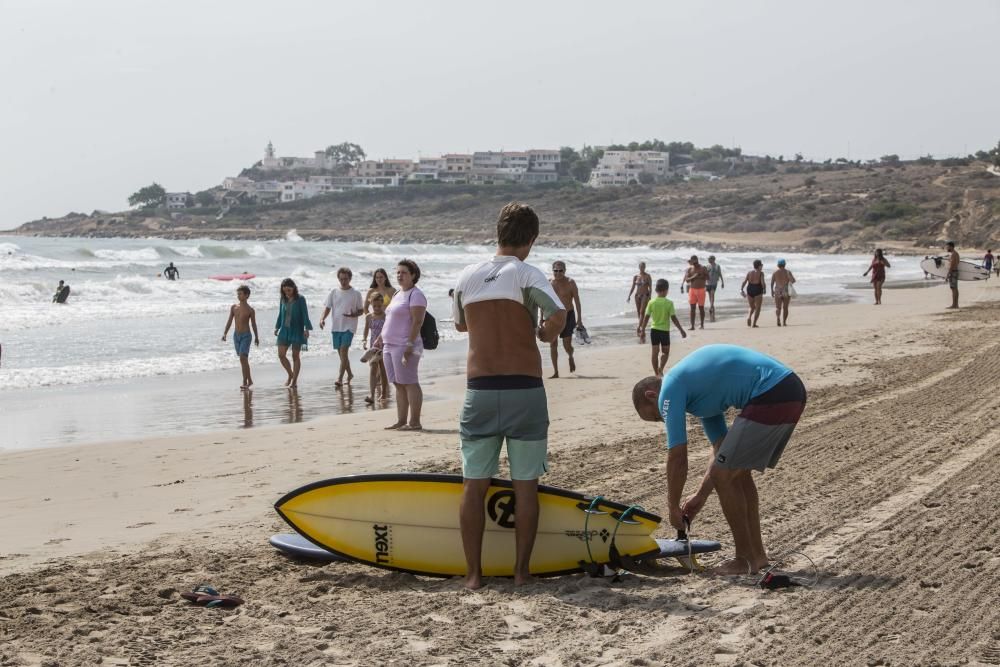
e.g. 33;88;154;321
325;142;366;167
558;146;581;178
195;190;216;207
127;183;166;209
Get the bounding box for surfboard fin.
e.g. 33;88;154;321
674;555;704;571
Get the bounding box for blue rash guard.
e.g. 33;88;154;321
658;344;792;448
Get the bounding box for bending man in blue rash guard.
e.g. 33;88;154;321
631;344;807;575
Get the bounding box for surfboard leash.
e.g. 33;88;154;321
756;550;820;589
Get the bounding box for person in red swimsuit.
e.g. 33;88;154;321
862;249;891;305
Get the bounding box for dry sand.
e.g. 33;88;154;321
2;281;999;666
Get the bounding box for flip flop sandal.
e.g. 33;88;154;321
182;585;244;607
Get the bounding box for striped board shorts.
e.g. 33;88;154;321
715;373;807;472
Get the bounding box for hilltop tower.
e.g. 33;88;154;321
262;140;280;169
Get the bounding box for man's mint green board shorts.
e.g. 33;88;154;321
459;386;549;480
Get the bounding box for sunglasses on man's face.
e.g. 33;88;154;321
553;269;565;273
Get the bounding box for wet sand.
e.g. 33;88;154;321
1;281;998;665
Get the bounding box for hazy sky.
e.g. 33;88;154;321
2;0;998;229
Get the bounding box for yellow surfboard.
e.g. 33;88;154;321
275;474;662;577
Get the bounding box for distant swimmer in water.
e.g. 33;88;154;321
164;262;180;280
52;280;70;304
631;344;807;575
627;262;653;341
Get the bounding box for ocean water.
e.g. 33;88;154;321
0;234;926;449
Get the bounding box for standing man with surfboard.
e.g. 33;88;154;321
946;241;960;309
453;202;567;589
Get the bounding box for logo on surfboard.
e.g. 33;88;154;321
373;524;391;564
487;491;517;528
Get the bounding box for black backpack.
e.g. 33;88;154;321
407;289;439;350
421;311;439;350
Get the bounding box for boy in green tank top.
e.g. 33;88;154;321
638;279;687;376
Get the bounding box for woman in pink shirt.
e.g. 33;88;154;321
374;259;427;430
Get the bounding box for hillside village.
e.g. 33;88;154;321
152;141;737;212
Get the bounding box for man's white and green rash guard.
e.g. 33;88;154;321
452;255;562;329
658;344;792;448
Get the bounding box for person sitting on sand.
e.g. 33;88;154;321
221;285;259;389
365;268;397;314
637;279;686;376
274;278;312;388
453;202;566;589
548;261;582;378
682;256;710;330
862;249;891;305
770;259;796;326
361;293;389;404
320;267;364;388
631;344;807;575
741;260;766;327
627;262;653;341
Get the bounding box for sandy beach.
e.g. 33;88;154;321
2;280;999;666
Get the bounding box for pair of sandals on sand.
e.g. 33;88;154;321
181;585;244;608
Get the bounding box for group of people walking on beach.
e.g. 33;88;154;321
222;262;430;429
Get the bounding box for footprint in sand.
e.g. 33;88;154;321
125;522;155;529
45;538;70;545
503;614;540;636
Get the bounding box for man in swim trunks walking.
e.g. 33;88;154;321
549;261;582;378
705;256;724;322
631;344;807;575
453;202;566;589
627;262;653;341
946;241;960;309
683;255;710;330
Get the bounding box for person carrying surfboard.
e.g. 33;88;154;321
946;241;960;309
631;344;807;575
453;202;567;589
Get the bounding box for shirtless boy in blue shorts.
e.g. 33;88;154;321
631;344;807;574
222;285;259;389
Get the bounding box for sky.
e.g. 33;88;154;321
1;0;998;229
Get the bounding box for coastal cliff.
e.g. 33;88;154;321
12;164;1000;253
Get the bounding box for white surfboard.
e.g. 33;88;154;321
920;256;989;281
275;473;662;577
